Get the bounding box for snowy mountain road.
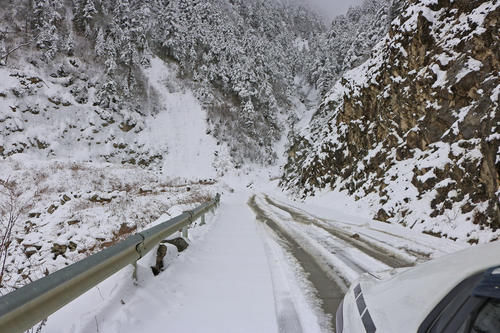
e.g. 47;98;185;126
249;193;421;332
43;191;469;333
247;192;470;332
261;195;412;269
249;195;345;333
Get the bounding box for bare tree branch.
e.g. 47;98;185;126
0;33;39;66
0;178;34;287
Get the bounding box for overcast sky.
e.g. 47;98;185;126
303;0;364;20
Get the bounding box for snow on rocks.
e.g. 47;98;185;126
0;155;217;295
282;0;500;244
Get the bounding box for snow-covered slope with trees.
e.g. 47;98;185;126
282;0;500;243
303;0;399;98
0;0;324;166
0;0;325;296
1;0;499;325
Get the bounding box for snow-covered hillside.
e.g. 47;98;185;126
303;0;396;97
0;0;323;294
0;0;499;331
282;0;500;243
0;43;228;296
143;57;227;179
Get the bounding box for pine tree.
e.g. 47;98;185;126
113;0;137;92
242;99;255;130
33;0;63;61
0;39;6;66
95;27;106;57
65;31;75;56
73;0;97;35
96;31;118;109
83;0;97;36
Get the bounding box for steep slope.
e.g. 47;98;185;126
0;0;327;296
282;0;500;243
153;0;324;165
303;0;397;98
0;0;324;166
143;58;225;179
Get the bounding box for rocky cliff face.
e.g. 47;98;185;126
282;0;500;243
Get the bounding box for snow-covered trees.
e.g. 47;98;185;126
113;0;137;92
95;28;106;57
95;31;119;109
1;0;324;164
146;0;323;163
32;0;64;60
305;0;393;97
73;0;97;35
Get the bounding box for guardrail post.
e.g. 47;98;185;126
182;226;188;239
200;213;206;226
132;261;138;284
132;237;146;283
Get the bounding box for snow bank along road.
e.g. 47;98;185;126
45;191;467;333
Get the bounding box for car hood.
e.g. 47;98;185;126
356;241;500;332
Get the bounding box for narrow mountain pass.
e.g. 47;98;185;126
41;191;471;333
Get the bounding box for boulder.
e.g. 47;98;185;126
162;237;189;252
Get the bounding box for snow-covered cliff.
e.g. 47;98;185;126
282;0;500;243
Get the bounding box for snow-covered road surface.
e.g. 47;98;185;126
249;195;344;332
44;190;470;333
128;193;279;332
46;193;279;332
248;192;470;331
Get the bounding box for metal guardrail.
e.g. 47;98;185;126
0;194;220;332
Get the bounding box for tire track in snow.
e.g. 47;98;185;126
249;196;343;333
265;195;454;262
256;196;389;282
263;195;415;268
259;226;306;333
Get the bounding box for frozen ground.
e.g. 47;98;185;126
42;178;474;333
0;156;217;296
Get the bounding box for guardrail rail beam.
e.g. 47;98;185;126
0;194;220;333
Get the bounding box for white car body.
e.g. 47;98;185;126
339;241;500;332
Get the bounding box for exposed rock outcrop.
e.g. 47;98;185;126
282;0;500;243
151;244;168;276
162;237;189;252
